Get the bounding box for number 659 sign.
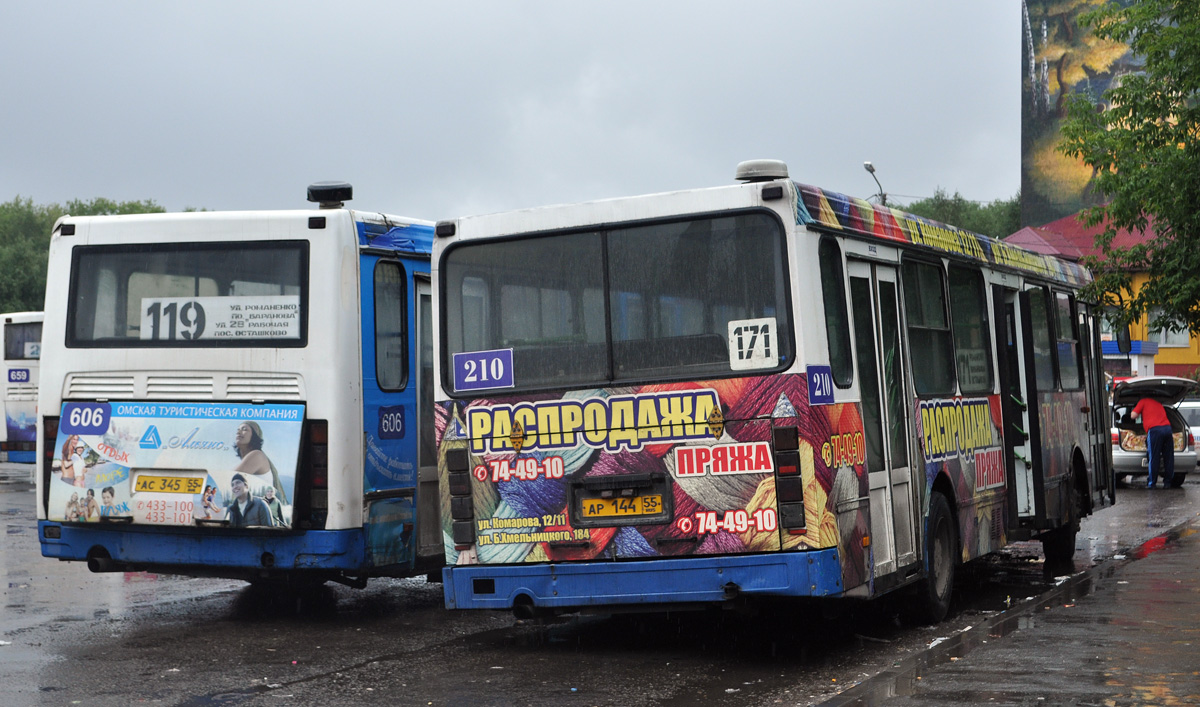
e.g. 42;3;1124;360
452;349;514;392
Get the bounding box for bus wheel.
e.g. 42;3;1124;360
1042;478;1081;574
1170;473;1187;488
915;491;957;624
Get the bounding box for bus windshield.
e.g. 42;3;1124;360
67;241;308;347
442;211;791;392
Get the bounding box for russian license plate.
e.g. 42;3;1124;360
579;494;663;519
134;474;204;495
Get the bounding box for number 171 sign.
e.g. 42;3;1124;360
728;317;776;371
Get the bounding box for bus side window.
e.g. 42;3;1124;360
901;259;956;396
947;266;994;394
1027;288;1057;392
1054;292;1082;389
374;261;407;390
818;238;853;388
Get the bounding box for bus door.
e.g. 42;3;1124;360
993;286;1036;522
1078;304;1113;504
1017;286;1057;524
414;276;442;561
361;257;419;570
848;261;916;578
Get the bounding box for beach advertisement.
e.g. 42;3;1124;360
49;401;304;529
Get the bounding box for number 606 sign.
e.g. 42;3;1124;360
60;402;112;435
452;349;514;392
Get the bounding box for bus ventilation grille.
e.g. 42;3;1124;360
65;375;136;399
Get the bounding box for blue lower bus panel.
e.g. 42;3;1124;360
444;549;844;610
39;521;366;572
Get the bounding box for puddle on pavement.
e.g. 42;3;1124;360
821;518;1197;706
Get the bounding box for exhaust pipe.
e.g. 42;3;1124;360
513;599;536;620
87;555;116;573
86;547;116;573
512;594;555;620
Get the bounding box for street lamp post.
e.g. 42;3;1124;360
864;161;887;206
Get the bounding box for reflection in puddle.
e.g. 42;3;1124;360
823;519;1197;706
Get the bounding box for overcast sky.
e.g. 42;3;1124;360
2;1;1020;219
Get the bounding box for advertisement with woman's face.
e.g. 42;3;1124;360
48;402;305;529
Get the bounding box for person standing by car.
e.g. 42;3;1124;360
1132;396;1175;488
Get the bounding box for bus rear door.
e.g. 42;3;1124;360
993;285;1036;527
847;260;917;581
361;256;420;570
414;276;441;561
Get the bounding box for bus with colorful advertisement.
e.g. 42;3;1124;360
1;311;42;465
36;183;443;588
431;160;1113;621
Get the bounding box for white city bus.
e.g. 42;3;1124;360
0;311;42;465
37;184;442;588
432;160;1113;620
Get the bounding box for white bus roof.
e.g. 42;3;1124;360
53;209;435;257
440;175;1089;288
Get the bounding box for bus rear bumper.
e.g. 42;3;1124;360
38;521;366;573
443;549;844;610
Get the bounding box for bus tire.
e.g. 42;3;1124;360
1170;473;1187;488
1042;476;1081;568
915;491;957;624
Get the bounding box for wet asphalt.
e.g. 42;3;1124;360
825;491;1200;706
3;465;1199;706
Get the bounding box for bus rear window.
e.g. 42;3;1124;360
5;321;42;360
67;241;308;347
442;211;791;393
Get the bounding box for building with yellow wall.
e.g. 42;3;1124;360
1007;219;1200;380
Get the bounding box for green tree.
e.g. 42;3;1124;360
1059;0;1200;334
901;189;1021;239
64;197;165;216
0;197;165;312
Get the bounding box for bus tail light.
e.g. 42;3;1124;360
42;416;59;510
771;426;806;531
303;420;328;529
1111;430;1119;445
1189;430;1195;450
446;448;475;550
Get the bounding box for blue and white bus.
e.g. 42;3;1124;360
0;311;42;465
37;183;442;588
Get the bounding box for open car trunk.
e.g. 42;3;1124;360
1114;404;1189;452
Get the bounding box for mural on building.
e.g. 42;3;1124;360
1020;0;1139;228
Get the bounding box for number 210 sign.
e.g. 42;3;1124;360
453;349;514;392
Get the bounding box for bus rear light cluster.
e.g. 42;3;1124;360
42;416;59;508
306;420;329;528
771;426;806;531
446;448;475;550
